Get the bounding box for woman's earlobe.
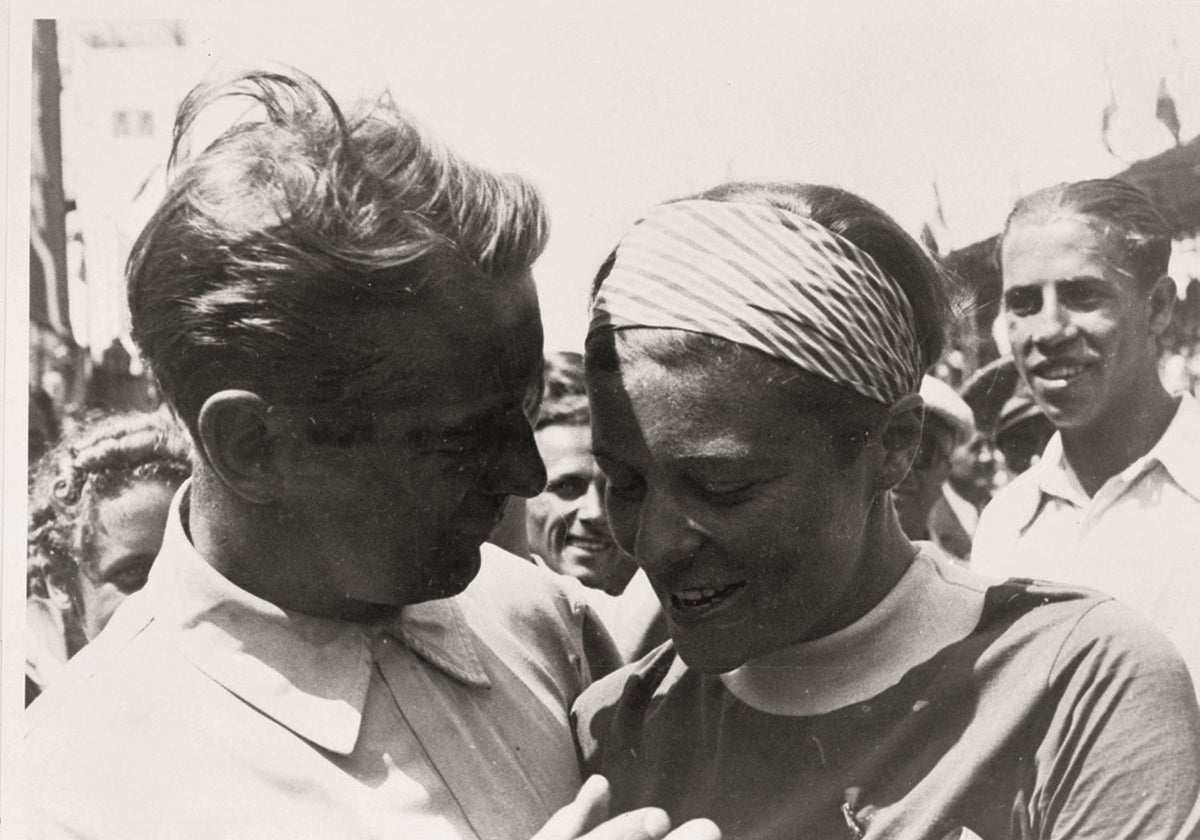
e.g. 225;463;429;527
877;394;924;490
1148;274;1177;337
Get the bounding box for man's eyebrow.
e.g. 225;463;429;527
1058;276;1111;288
444;395;526;431
1003;286;1039;299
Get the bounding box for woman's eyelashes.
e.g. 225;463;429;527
687;475;761;505
606;474;646;502
603;472;760;506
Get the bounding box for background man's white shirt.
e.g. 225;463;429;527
972;393;1200;688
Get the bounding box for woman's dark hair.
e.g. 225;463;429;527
586;181;954;461
28;410;193;597
999;179;1172;289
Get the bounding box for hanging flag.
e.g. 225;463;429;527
31;19;72;339
931;180;948;230
1100;67;1118;157
1156;77;1182;146
920;222;940;256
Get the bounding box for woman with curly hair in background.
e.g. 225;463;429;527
27;409;192;703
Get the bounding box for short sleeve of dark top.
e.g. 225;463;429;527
572;581;1200;840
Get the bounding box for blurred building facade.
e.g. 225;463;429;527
31;20;210;423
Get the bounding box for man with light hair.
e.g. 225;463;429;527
24;68;716;840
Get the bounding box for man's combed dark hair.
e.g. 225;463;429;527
127;68;549;439
536;351;590;430
1000;179;1172;289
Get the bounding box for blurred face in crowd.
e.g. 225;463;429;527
271;275;548;615
1001;216;1164;432
996;414;1056;477
947;432;995;507
526;422;638;596
892;417;956;539
69;480;177;640
589;349;886;673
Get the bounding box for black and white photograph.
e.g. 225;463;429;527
5;2;1200;838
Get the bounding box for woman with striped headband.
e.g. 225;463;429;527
572;182;1200;839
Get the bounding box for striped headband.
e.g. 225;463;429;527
589;199;924;405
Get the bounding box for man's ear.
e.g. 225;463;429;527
875;393;924;492
196;390;291;504
1148;274;1177;338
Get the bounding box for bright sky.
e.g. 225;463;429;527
95;3;1200;348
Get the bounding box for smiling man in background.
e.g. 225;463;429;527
528;352;639;596
973;179;1200;688
526;352;665;663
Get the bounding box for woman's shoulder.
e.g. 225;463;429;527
975;578;1193;689
572;641;690;758
978;576;1112;630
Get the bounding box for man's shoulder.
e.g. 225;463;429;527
458;544;606;668
572;642;680;753
25;592;159;738
23;592;227;824
464;543;590;621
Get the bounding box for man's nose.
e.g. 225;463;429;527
633;486;703;577
483;420;547;498
577;480;606;523
1029;289;1077;347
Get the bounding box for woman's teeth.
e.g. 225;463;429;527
672;583;743;609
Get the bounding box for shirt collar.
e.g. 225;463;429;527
1033;432;1082;507
1148;393;1200;501
1020;392;1200;529
144;483;491;755
987;435;1060;534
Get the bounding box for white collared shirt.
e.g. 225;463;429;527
973;393;1200;685
24;486;595;840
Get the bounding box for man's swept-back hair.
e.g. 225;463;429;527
536;351;590;430
128;67;549;440
1000;179;1172;288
